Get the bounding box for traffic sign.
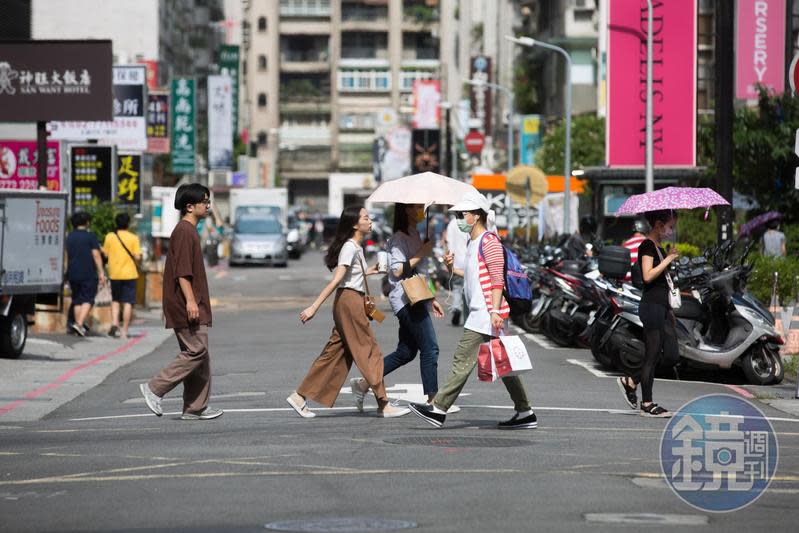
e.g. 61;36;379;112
790;54;799;93
464;130;485;154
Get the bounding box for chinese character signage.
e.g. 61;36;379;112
49;65;148;150
0;140;61;190
736;0;786;99
207;75;233;170
116;152;141;211
411;129;440;174
171;77;196;174
147;92;170;154
70;144;114;210
519;115;542;166
218;45;240;139
412;80;441;130
606;0;696;167
0;40;113;122
469;56;492;136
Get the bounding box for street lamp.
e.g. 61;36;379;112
463;78;514;174
506;35;573;236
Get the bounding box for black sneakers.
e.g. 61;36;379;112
408;402;446;428
450;309;461;327
498;411;538;430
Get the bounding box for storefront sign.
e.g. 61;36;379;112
218;45;240;138
116;152;141;211
147;92;170;153
70;144;114;210
0;140;60;190
207;75;233;170
736;0;786;99
469;56;493;136
170;77;196;174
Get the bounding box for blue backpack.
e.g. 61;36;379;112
479;233;533;315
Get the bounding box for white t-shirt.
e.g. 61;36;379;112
446;218;469;272
338;239;367;292
463;231;492;335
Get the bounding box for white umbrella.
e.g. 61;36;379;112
366;171;477;207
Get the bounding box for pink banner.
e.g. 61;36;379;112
736;0;786;99
0;140;61;191
606;0;696;167
412;80;441;130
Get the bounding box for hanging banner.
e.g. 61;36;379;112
218;45;240;138
469;56;493;136
147;91;170;154
170;77;196;174
518;115;542;165
207;75;233;170
411;129;440;174
49;65;147;150
0;140;61;190
116;152;141;211
0;40;113;122
606;0;696;167
412;80;441;130
70;144;114;210
736;0;786;99
139;59;159;90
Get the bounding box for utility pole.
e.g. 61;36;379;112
715;0;734;243
645;0;654;192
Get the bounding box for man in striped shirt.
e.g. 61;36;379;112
409;191;537;430
623;219;650;282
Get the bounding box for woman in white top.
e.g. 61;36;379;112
287;206;409;418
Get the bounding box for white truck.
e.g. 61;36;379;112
0;190;68;358
229;188;289;226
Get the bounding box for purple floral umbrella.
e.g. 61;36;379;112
739;211;781;238
614;187;730;216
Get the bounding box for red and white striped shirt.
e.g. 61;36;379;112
623;235;646;281
478;233;510;319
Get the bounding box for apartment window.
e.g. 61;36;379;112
258;16;267;31
258;93;267;107
400;70;436;92
279;0;331;17
258;55;267;71
337;70;391;92
257;131;268;146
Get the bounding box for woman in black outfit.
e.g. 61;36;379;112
617;209;679;418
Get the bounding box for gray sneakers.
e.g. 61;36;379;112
181;407;224;420
139;383;163;416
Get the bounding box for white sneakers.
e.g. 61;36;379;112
139;383;163;416
350;377;368;413
377;404;411;418
286;392;316;418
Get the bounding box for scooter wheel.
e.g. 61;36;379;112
741;345;778;385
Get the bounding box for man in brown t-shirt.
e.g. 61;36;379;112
139;183;223;420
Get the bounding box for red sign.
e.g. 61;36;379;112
790;54;799;93
606;0;696;167
464;130;485;154
0;140;61;190
139;60;159;91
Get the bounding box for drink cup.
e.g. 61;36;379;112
377;251;388;273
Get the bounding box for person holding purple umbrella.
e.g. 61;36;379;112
617;209;679;418
762;219;786;258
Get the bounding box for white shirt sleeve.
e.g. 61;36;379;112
338;241;356;268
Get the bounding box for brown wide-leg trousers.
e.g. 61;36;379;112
149;325;211;414
297;288;387;407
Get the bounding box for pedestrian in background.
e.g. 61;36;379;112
565;215;597;260
409;191;537;430
289;205;410;419
617;209;678;418
443;213;468;326
139;183;223;421
762;219;787;257
102;213;141;339
350;203;445;410
65;211;106;337
622;218;650;282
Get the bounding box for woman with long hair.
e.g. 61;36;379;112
617;209;679;418
287;205;410;418
350;203;446;411
408;191;536;429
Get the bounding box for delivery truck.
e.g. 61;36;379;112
0;190;68;358
229;188;289;226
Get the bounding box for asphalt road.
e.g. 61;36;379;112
1;251;798;532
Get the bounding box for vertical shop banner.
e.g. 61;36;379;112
207;75;233;170
139;59;159;90
518;115;542;165
469;56;493;135
147;92;170;153
606;0;696;167
70;144;114;210
170;77;196;174
49;65;147;150
412;80;441;129
0;140;61;190
116;152;141;211
736;0;786;99
218;45;240;138
411;129;441;174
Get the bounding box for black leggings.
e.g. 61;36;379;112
635;302;678;403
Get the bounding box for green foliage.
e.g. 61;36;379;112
747;253;799;306
406;4;437;24
675;208;718;249
673;243;701;258
783;224;799;257
512;50;545;115
537;115;605;176
83;202;119;244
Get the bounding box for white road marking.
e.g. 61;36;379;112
121;391;266;405
567;358;622;378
